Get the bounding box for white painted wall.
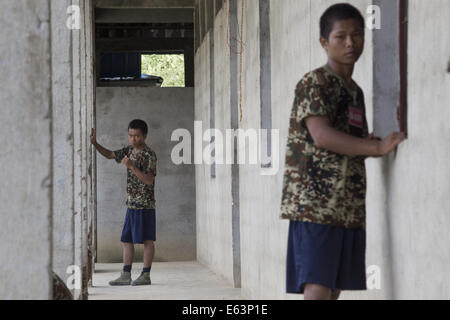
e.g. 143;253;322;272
195;20;235;283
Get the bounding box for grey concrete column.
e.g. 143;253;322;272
194;0;200;52
91;7;99;270
51;0;76;297
259;0;272;168
0;0;53;299
371;0;401;300
71;0;85;300
229;0;241;289
84;0;96;286
373;0;400;138
210;29;216;178
78;0;89;299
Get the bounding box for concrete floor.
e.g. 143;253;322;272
88;262;243;300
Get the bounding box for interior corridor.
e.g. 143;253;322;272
2;0;450;300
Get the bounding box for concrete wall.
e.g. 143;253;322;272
237;0;278;299
0;0;53;300
52;0;76;289
357;0;450;300
374;0;450;299
0;0;95;300
1;0;448;301
367;0;400;300
96;87;196;262
68;0;96;300
195;13;235;283
194;0;395;300
237;0;369;300
195;0;450;300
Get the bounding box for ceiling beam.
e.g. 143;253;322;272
94;0;195;8
95;8;194;23
96;38;192;52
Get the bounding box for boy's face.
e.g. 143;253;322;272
320;19;365;66
128;128;147;148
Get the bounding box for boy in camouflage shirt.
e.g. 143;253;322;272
280;4;406;300
91;119;157;286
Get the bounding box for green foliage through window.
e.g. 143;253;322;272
141;54;185;87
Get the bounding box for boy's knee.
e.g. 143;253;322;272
122;242;135;248
304;283;332;300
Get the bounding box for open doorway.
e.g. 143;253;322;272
92;7;196;269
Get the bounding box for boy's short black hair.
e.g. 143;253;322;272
320;3;365;40
128;119;148;135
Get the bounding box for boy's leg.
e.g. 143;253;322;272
304;283;332;300
131;240;154;286
109;242;134;286
122;242;135;266
143;240;155;268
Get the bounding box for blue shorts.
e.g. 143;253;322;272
120;208;156;244
286;220;367;294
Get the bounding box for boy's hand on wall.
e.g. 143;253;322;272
90;128;97;145
122;156;134;170
377;132;407;156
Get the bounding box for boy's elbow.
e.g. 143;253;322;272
313;136;324;149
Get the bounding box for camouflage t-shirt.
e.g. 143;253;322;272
114;145;157;210
280;65;369;230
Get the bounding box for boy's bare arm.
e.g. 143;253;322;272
90;128;115;159
305;116;406;157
